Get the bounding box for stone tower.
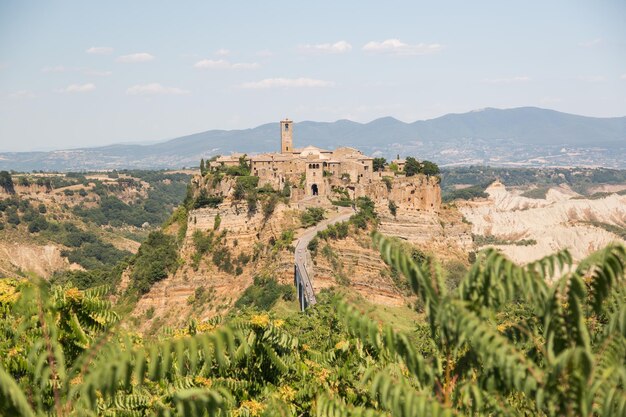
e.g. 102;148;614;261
280;119;293;154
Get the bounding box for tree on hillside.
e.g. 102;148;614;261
200;158;206;176
373;157;387;172
421;160;440;176
0;171;15;194
404;156;420;176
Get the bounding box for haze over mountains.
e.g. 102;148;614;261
1;107;625;171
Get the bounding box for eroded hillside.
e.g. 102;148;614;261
460;181;626;263
130;169;472;332
0;170;189;279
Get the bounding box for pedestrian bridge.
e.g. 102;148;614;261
294;262;316;311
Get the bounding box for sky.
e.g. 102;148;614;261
0;1;625;152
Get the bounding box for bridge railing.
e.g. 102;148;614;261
294;263;317;310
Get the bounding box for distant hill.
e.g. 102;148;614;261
1;107;625;171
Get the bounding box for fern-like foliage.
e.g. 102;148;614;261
1;234;624;417
357;232;626;417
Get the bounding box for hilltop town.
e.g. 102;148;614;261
208;119;440;211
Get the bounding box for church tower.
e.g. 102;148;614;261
280;119;293;154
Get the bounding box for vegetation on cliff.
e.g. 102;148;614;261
1;234;624;416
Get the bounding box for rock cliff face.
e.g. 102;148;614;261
132;200;299;333
0;242;78;278
374;176;472;260
130;173;471;332
310;233;408;307
460;182;626;264
359;175;442;212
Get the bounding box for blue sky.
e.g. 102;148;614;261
1;0;625;152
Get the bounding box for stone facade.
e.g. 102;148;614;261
211;119;440;211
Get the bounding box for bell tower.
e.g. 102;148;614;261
280;118;293;154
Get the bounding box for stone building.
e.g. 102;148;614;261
214;119;376;198
207;119;441;212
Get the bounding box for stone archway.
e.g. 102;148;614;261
311;184;319;196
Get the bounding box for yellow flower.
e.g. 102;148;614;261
316;368;330;383
496;323;508;333
239;400;265;417
194;376;213;387
0;280;19;304
65;287;82;302
278;385;296;402
196;321;216;333
70;375;83;386
334;340;349;350
273;319;285;328
250;314;270;328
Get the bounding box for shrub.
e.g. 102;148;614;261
373;157;387;172
300;207;325;228
246;190;258;213
236;175;259;190
388;200;397;217
307;237;319;252
382;176;393;191
64;241;131;270
193;189;224;209
130;231;179;294
262;194;279;220
6;208;20;225
0;171;15;194
281;181;292;198
27;216;49;233
234;275;294;310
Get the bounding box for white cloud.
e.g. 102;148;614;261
86;46;114;55
620;74;626;80
362;39;442;56
215;48;230;56
126;83;189;95
239;77;334;89
482;76;530;84
579;38;602;48
57;83;96;93
299;40;352;54
116;53;155;63
193;59;259;70
8;90;36;99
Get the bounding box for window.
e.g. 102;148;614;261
285;124;289;131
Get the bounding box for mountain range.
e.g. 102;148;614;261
1;107;625;171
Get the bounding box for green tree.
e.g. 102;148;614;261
130;231;179;293
404;156;420;177
421;160;440;176
388;200;397;217
200;158;206;176
0;171;15;194
373;157;387;172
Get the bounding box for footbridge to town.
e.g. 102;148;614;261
293;208;354;311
